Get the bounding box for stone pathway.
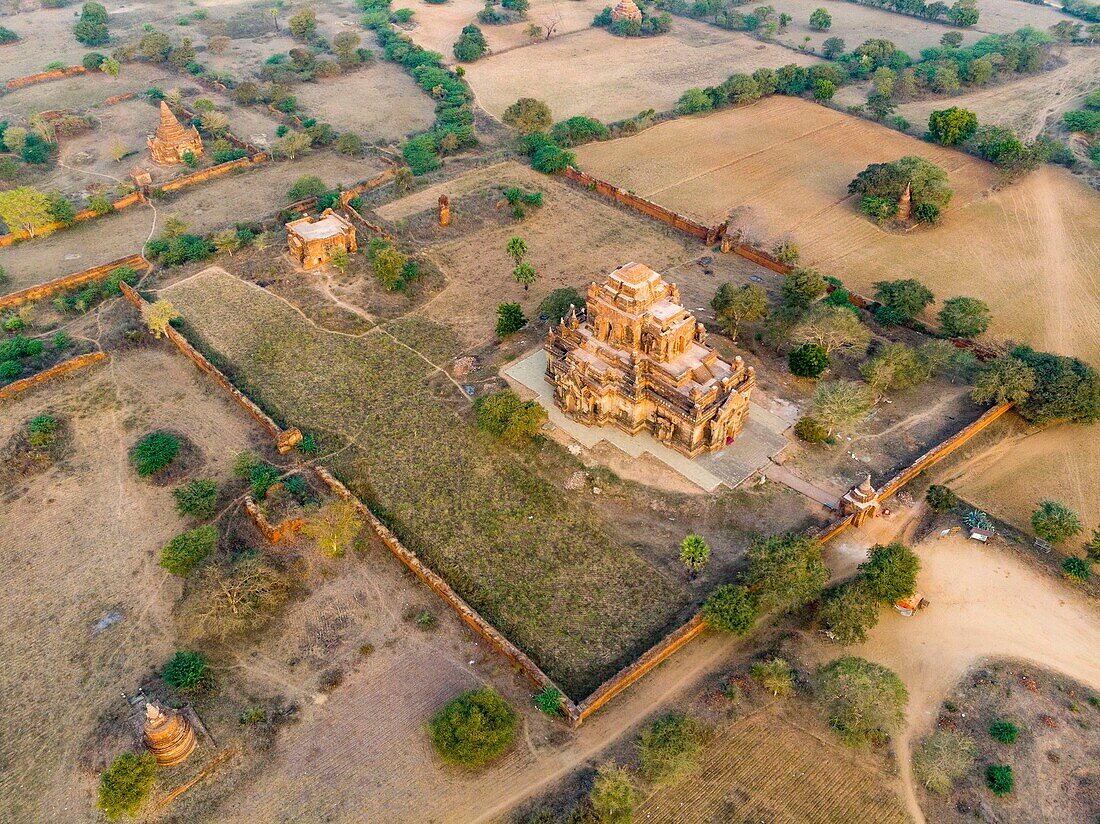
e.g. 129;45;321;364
762;463;843;509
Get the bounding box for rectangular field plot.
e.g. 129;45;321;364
165;268;688;697
464;21;820;122
636;708;909;823
291;66;437;141
574;96;1100;367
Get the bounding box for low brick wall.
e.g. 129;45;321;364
0;254;149;310
243;496;305;544
0;192;146;247
729;244;793;275
158;154;267;194
5;65;86;90
0;352;106;401
103;92;137;106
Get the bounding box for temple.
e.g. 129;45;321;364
285;208;357;269
840;474;881;526
545;262;755;459
127;693;197;767
147;101;204;166
611;0;644;23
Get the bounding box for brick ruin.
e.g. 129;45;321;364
611;0;644;22
545;262;755;459
147;101;204;165
286;208;357;269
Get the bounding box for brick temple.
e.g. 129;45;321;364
545;262;755;459
147;101;204;165
286;208;357;269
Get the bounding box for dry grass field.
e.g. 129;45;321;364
635;704;910;823
292;66;437;141
464;19;820;122
0;346;264;821
163;267;686;697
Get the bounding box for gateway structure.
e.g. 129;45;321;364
545;262;755;459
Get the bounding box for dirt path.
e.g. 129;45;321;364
819;526;1100;824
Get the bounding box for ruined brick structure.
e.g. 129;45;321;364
545;262;755;459
127;694;197;767
285;208;357;269
147;101;203;165
611;0;644;22
840;474;881;527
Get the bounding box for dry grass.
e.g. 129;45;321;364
165;267;686;697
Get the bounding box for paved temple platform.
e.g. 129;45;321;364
504;350;790;492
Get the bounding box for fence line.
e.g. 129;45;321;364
0;254;150;310
0;352;106;401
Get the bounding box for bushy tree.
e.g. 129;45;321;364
925;484;958;512
789;343;829;378
850;157;953;223
913;731;977;794
130;431;180;476
938;296;990;338
141;299;179;338
74;2;110;46
676;88;714;114
822;36;846;58
746;533;829;613
814;657;908;746
750;658;795;696
0;187;53;237
474;389;546;445
711;282;769;340
928;107;978;146
970;356;1035;406
173;479;219;519
287;174;327;201
301;500;364;557
873;278;935;324
702;584;758;634
1009;346;1100;425
589;762;637;824
781;268;826;309
986;764;1014;795
495;302;527;336
637;714;704;786
538;287;583;323
808;7;832;29
861;342;929;397
811;380;874;434
819;581;879;645
1031;500;1082;544
160;525;217;575
98;753;156;820
288;7;318;40
502;98;552;134
858;541;920;603
792;305;871;360
453;24;488;61
550;116;611;147
794;416;828;443
1061;556;1091;581
429;687;517;767
162;649;208;690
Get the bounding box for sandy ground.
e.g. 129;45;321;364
0;346;264;822
816;521;1100;824
464;19;821;122
573;96;1100;365
0;152;382;294
292;66;437;141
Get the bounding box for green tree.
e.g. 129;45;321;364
1009;345;1100;425
589;762;637;823
98;753;156;820
539;287;584;323
811;380;874;434
746;533;829;612
986;764;1014;795
513;261;537;291
1031;500;1082;544
781;267;826;309
332;31;362;62
928;107;978;146
676;87;714;114
702;584;758;634
429;687;517;767
495;302;528;336
808;7;832;29
814;657;908;746
0;186;53;237
286;174;327;201
971;356;1035;406
130;431;180;477
913;730;977;794
506;235;528;266
938;296;990;338
791;305;871;359
453;24;488;61
794;416;828;443
160;525;217;575
173;479;219;519
850;157;953;221
819;580;880;645
789;343;829;378
162;649;208;690
288;7;318;39
474;389;547;444
47;192;76;227
750;657;795;696
502;97;553;134
372;245;408;290
75;2;110;46
861;342;930;397
141;299;179;338
679;534;711;575
1061;556;1091;581
302;500;364;557
859;541;920;603
925;484;958;512
873;278;935;324
637;714;704;786
712;282;769;340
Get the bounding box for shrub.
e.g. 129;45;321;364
701;584;758;634
502;97;552;134
173;479;218;519
162;649;208;690
97;753;156;821
474;389;546;445
938;296;990;338
986;763;1014;795
453;24;487;61
160;525;217;575
538;287;583;323
913;730;977;794
533;687;564;716
429;687;517;767
75;2;110;47
858;541;920;603
814;657;908;746
750;658;795;696
28;414;58;449
794;416;828;443
676;88;713;114
928;107;978;145
495;302;527;336
589;762;637;824
788;343;829;377
925;484;957;512
873;278;935;323
129;431;180;477
0;26;19;44
550;116;611;147
1062;556;1091;581
286;174;327;201
1031;500;1082;544
637;714;704;786
0;360;22;380
988;720;1019;744
83;52;106;70
403;134;440;175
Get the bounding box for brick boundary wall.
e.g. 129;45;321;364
158;153;267;194
0;192;145;248
0;254;150;309
0;351;106;401
4;65;86;90
243;496;305;544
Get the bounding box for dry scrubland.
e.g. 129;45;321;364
0;152;382;295
635;705;910;822
291;66;437;141
165;267;684;697
0;347;262;821
464;19;820;122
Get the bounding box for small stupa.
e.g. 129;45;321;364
611;0;643;23
147;101;204;166
897;181;912;222
127;693;197;767
840;474;881;527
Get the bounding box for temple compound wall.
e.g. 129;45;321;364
546;262;755;459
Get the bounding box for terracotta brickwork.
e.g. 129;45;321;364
5;65;85;90
0;192;146;247
0;352;106;401
158;153;267;194
0;254;149;310
243;496;305;544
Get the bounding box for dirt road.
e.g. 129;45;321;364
820;527;1100;824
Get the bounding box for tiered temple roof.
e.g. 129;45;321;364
147;101;204;165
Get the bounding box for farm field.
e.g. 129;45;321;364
635;705;910;823
463;19;820;122
163;267;686;697
0;152;383;295
573;96;1100;365
0;346;263;821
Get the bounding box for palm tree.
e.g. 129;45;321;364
513;261;537;291
506;235;528;267
679;534;711;577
